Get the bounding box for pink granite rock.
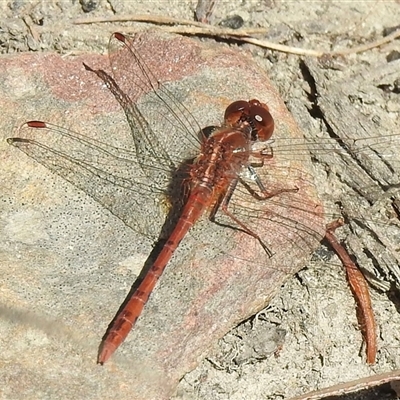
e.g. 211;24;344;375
1;31;324;399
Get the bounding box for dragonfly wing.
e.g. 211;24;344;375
8;122;171;242
106;33;202;173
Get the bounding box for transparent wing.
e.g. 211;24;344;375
264;130;400;200
8;121;177;242
107;32;202;172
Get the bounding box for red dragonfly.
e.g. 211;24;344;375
9;33;301;364
7;32;400;364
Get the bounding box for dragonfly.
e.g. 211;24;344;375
7;32;400;364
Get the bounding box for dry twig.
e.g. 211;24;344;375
289;369;400;400
74;14;400;57
324;219;377;365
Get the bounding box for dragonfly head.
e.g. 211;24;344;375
224;99;274;142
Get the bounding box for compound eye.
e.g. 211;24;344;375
224;99;274;141
249;103;274;141
224;100;250;126
248;98;269;111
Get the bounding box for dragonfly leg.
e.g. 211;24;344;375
247;145;274;168
252;143;274;158
242;165;299;201
210;178;273;256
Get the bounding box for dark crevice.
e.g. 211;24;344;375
387;283;400;314
377;84;400;94
299;60;318;106
299;60;346;147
